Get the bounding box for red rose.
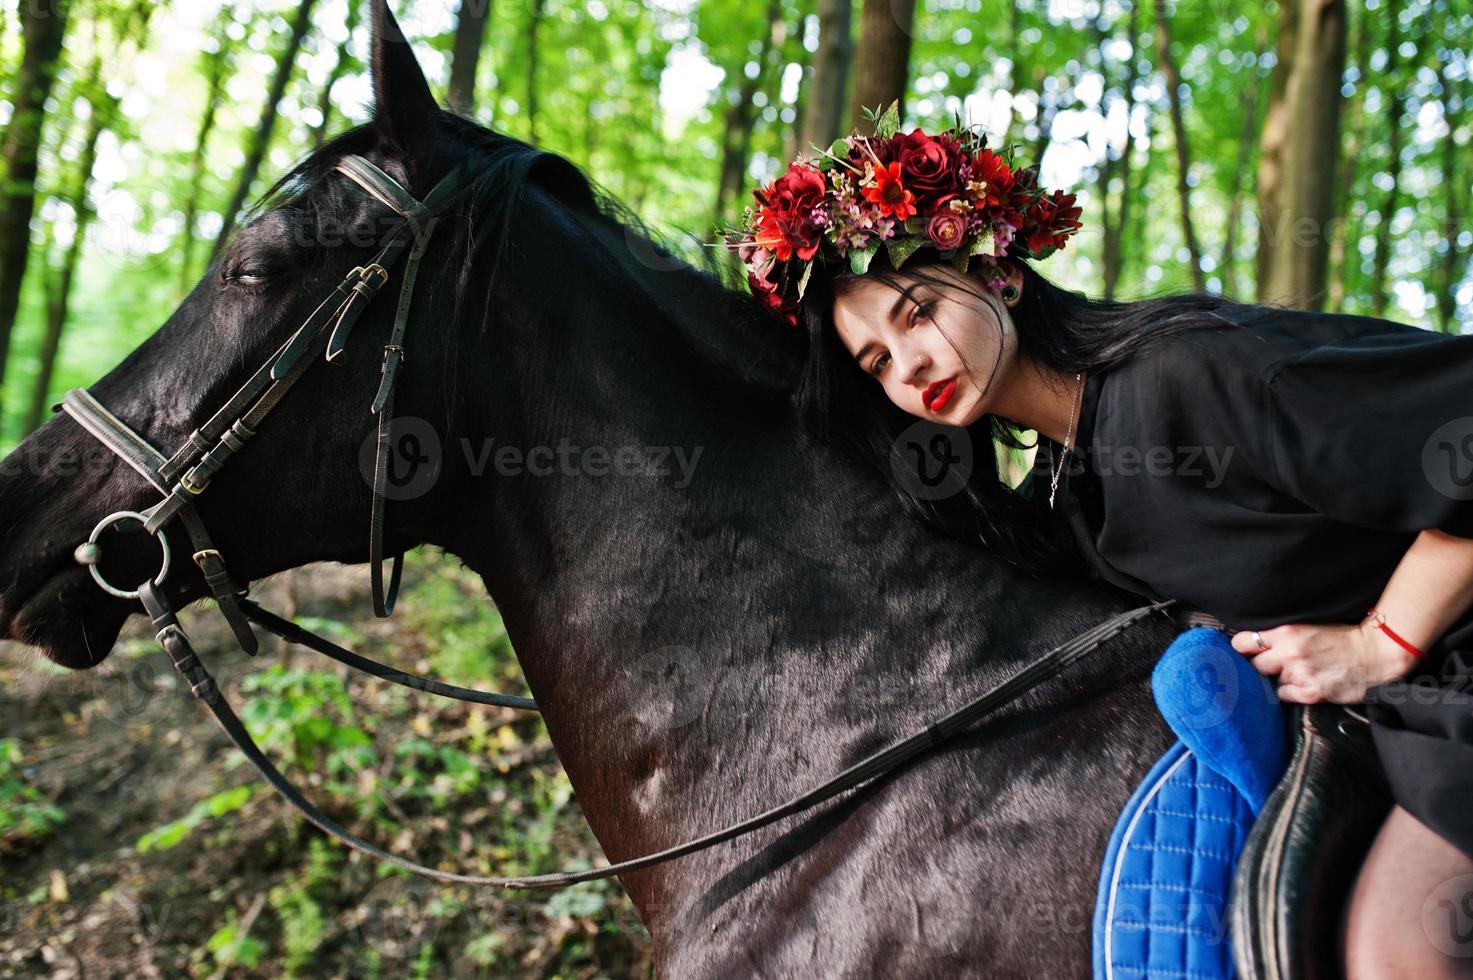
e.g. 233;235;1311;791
898;130;965;208
926;211;967;252
754;163;826;262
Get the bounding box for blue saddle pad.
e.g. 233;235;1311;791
1092;627;1289;980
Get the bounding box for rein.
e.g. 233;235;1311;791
58;152;1182;889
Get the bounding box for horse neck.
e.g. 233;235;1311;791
430;199;1127;910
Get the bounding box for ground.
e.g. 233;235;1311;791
0;551;654;978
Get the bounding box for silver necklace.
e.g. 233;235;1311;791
1048;370;1086;509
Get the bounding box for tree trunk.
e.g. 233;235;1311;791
1221;22;1269;301
211;0;319;263
1254;0;1302;301
1154;0;1205;292
24;84;108;436
713;0;787;226
1095;0;1141;300
1261;0;1347;310
849;0;916;129
0;0;71;431
1434;55;1467;334
798;0;853;155
448;0;491;115
179;11;236;296
1327;1;1372;312
526;0;545;146
310;0;362;146
1001;0;1025;149
1368;0;1403;317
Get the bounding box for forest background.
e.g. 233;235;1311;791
0;0;1468;976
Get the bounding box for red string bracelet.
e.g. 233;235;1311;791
1365;608;1426;660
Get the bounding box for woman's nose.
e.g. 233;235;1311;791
895;346;930;384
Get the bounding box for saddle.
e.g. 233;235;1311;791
1092;627;1391;979
1229;702;1391;979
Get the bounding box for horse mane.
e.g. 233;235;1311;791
246;114;807;407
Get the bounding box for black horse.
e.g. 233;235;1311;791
0;3;1183;974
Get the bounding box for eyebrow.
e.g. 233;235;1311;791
853;284;921;365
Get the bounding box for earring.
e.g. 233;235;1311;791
1001;284;1020;303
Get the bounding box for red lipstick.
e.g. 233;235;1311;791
923;377;958;412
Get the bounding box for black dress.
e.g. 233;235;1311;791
1020;302;1473;860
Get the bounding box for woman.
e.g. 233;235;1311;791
725;112;1473;976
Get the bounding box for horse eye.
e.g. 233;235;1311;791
221;261;279;288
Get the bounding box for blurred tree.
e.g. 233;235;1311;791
850;0;916;129
24;1;154;436
796;0;852;156
1154;0;1205;291
1091;0;1142;299
1328;0;1371;312
1432;48;1469;333
448;0;491;114
0;0;73;431
179;6;241;295
1261;0;1348;309
712;0;788;226
212;0;321;262
310;0;363;145
1256;0;1300;302
1217;21;1269;301
1368;0;1406;316
525;0;544;146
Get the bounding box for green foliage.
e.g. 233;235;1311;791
0;738;66;852
266;838;341;976
205;912;266;971
136;785;255;853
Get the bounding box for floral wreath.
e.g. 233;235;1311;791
720;102;1083;326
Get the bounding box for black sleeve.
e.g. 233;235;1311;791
1265;328;1473;538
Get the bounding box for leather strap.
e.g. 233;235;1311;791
139;575;1175;889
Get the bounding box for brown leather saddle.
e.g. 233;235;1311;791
1229;702;1392;979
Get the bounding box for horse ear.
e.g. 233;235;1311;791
368;0;440;154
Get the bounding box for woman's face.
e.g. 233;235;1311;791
831;266;1019;427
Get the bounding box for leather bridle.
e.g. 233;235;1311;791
56;151;1185;889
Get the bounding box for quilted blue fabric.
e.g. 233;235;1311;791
1092;627;1289;980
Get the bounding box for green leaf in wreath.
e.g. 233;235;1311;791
850;243;879;275
873;100;901;139
796;259;814;300
885;236;926;269
969;228;996;257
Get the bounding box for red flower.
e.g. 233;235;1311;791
862;161;917;220
1023;190;1083;254
926;211;967;251
748;269;800;325
897;130;965;208
968;150;1016;208
753;164;826;262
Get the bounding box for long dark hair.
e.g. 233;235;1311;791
793;250;1249;579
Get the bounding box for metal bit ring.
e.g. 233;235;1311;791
74;510;172;600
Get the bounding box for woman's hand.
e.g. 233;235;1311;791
1229;621;1421;704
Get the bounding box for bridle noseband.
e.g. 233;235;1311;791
54;151;1185;890
63;154;467;630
